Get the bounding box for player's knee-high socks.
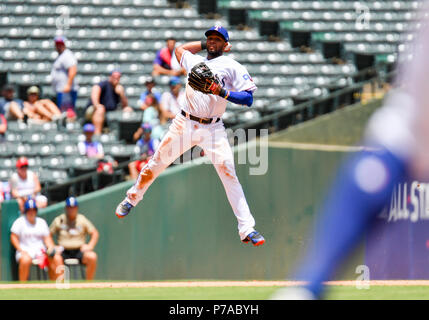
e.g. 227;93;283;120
295;147;406;298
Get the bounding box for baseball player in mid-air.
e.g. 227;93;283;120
115;26;265;246
272;4;429;299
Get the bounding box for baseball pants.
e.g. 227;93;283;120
125;113;256;240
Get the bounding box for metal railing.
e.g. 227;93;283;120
229;65;394;135
42;156;138;203
229;63;390;119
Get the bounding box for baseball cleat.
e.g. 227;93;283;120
242;231;265;246
115;200;134;219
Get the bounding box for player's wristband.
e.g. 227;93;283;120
201;40;207;50
219;88;229;98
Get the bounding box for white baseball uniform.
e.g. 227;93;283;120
125;50;258;240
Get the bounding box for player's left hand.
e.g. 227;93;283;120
188;62;223;96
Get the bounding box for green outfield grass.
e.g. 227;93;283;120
1;286;429;300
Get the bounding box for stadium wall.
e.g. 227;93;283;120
270;99;383;146
1;144;363;281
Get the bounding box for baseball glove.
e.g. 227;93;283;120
188;62;223;95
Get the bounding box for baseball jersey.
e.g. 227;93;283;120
180;50;257;118
11;216;49;258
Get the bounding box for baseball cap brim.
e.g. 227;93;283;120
205;30;227;42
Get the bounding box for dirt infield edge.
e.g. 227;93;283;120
1;280;429;289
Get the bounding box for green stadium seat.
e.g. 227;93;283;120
57;144;79;156
39;169;69;184
21;132;46;144
37;144;59;157
40;157;65;170
0;170;12;181
237;110;261;122
0;158;16;169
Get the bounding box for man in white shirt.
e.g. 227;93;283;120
160;76;184;123
50;35;78;115
10;198;55;281
9;157;48;213
115;26;265;246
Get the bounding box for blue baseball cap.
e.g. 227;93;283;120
169;76;181;86
205;26;229;42
83;123;95;133
141;123;152;132
65;196;79;207
24;198;38;212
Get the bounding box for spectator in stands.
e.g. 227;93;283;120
139;77;162;111
78;123;117;174
160;76;184;123
129;123;159;179
50;197;99;280
23;86;62;122
86;70;133;135
50;35;78;117
78;123;104;159
0;112;7;142
0;84;26;121
152;37;185;77
0;181;11;204
9;157;48;213
10;198;56;281
142;93;166;125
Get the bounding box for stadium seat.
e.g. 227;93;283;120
57;144;79;156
